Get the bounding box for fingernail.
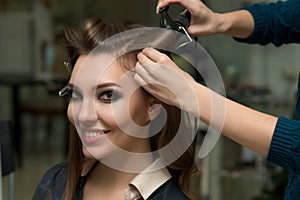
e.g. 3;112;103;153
143;47;151;53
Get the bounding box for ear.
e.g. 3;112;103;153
149;99;163;120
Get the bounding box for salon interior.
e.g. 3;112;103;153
0;0;299;199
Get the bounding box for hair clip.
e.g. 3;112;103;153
59;85;71;97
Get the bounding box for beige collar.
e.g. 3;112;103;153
126;159;172;200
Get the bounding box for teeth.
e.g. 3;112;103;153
84;131;103;138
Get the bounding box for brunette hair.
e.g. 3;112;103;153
63;17;199;200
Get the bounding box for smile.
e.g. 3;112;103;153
81;130;111;143
83;130;110;138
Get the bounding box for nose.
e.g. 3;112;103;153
76;99;98;124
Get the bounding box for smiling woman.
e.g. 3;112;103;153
67;55;155;159
32;17;201;200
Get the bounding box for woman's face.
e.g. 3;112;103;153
67;55;154;159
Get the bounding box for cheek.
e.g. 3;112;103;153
107;100;146;129
96;105;117;124
128;93;150;126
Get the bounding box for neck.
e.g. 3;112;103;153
83;153;154;188
82;162;139;200
92;163;137;187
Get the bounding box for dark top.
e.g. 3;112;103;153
32;162;189;200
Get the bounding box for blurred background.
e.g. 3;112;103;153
0;0;298;199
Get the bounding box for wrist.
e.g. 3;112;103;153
180;80;203;118
215;13;231;34
220;10;254;38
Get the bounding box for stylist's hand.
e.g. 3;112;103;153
135;48;199;114
156;0;224;36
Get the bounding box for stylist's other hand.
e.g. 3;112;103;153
135;48;199;114
156;0;224;36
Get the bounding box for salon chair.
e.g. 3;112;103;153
0;121;15;200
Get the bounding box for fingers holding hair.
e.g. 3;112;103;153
135;47;174;85
135;47;197;108
135;48;161;85
138;48;171;66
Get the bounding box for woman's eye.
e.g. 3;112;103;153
98;90;121;103
64;89;82;101
71;90;82;101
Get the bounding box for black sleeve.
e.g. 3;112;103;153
32;162;68;200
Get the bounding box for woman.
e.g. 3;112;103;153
32;18;200;200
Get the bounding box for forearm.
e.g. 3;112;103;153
218;10;255;39
192;82;277;156
135;47;277;156
234;0;300;46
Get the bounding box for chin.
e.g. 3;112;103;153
82;143;114;160
82;146;94;159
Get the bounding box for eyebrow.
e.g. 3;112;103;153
96;82;121;89
67;82;121;90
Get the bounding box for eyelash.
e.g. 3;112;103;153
59;87;121;103
70;89;82;101
98;90;121;103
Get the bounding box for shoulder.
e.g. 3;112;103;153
32;162;68;200
42;162;68;180
149;180;189;200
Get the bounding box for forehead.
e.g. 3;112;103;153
70;55;131;86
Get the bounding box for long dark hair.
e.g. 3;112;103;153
63;17;199;200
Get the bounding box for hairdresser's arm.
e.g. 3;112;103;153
135;48;276;156
157;0;300;46
156;0;254;38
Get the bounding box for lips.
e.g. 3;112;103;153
81;129;111;143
